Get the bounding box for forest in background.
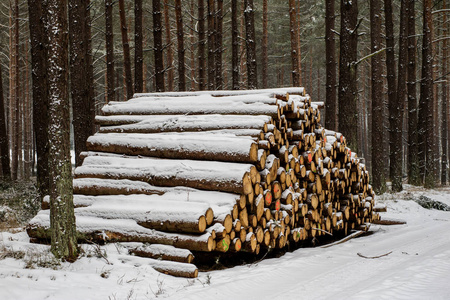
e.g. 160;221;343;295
0;0;448;198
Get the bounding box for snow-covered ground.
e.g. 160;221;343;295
1;185;450;300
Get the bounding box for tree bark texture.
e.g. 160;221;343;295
10;0;20;180
134;0;143;93
197;0;206;91
69;0;95;167
442;1;449;185
28;0;49;197
0;63;10;180
207;0;215;90
325;0;337;132
214;0;223;90
175;0;186;91
153;0;165;92
420;0;437;188
163;0;174;91
407;0;420;185
370;0;386;194
45;0;78;261
261;0;268;89
244;0;257;90
231;0;239;90
338;0;358;152
105;0;115;102
118;0;133;100
289;0;300;87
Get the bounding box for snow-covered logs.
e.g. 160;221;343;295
27;87;379;278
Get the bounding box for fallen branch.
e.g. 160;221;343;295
357;251;393;259
372;218;406;225
321;230;364;249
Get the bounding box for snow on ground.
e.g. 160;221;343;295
1;186;450;300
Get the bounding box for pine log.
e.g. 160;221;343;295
129;244;194;263
74;155;255;195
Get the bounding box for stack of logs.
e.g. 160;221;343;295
27;87;379;278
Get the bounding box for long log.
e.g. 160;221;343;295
27;211;216;252
74;155;255;195
129;244;194;264
87;132;259;163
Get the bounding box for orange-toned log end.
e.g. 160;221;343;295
205;208;214;226
242;172;253;195
264;190;273;206
249;143;259;163
222;214;233;233
215;235;231;252
272;181;282;199
230;238;242;252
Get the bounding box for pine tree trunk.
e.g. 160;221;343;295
175;0;186;91
325;0;337;131
231;0;239;90
296;0;303;86
24;40;32;180
0;63;10;180
207;0;215;90
163;0;174;91
370;0;386;193
45;0;78;261
190;0;196;91
118;0;133;100
261;0;268;89
153;0;165;92
407;0;420;185
28;0;49;198
105;0;115;102
69;0;95;167
390;0;408;192
420;0;436;188
442;1;449;185
197;0;206;91
214;0;223;90
244;0;257;90
134;0;143;94
289;0;300;87
10;0;20;181
338;0;358;152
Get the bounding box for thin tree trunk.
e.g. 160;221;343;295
297;0;302;86
163;0;174;91
153;0;165;92
69;0;95;167
24;39;32;180
105;0;115;102
244;0;257;90
325;0;337;131
10;0;19;181
421;0;436;188
231;0;239;90
207;0;215;90
118;0;133;100
239;1;246;89
134;0;143;93
190;0;196;91
0;62;10;180
289;0;300;87
175;0;186;91
407;0;420;185
214;0;223;90
197;0;206;91
28;0;49;198
370;0;386;193
45;0;78;261
338;0;359;152
261;0;268;89
442;1;449;185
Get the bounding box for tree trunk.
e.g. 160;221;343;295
338;0;358;152
370;0;386;194
118;0;133;100
175;0;186;91
163;0;174;91
420;0;437;188
296;0;303;86
197;0;206;91
105;0;115;103
134;0;143;94
289;0;300;87
442;1;449;185
190;0;196;91
244;0;257;90
45;0;78;261
231;0;239;90
391;0;408;192
261;0;268;89
28;0;49;198
214;0;223;90
10;0;20;181
207;0;215;90
407;0;420;185
0;63;10;180
69;0;95;167
153;0;165;92
325;0;337;132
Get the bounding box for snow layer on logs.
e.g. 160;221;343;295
96;114;272;133
86;132;258;163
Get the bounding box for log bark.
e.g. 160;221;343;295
130;244;194;264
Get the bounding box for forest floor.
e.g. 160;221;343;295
0;183;450;300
